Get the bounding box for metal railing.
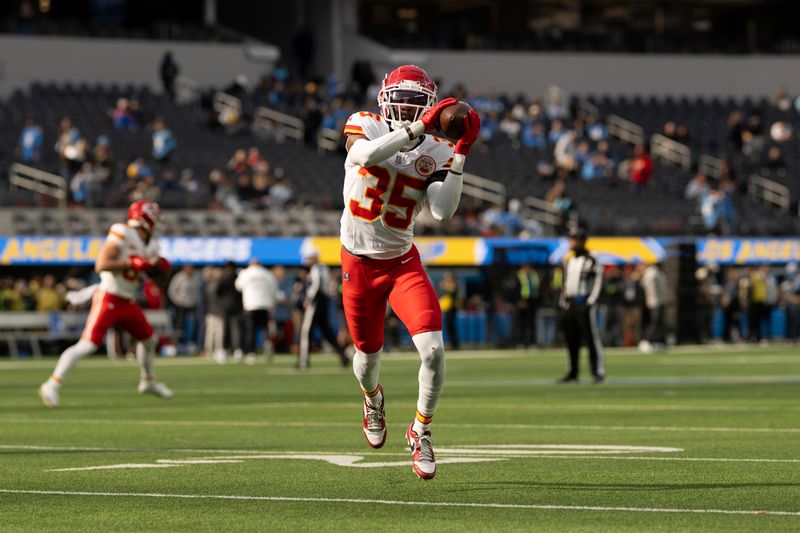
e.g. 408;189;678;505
748;174;790;212
461;173;506;206
254;106;305;142
9;164;67;208
606;114;644;146
650;133;692;169
317;128;340;153
698;154;723;179
174;75;201;107
522;196;562;229
576;99;600;122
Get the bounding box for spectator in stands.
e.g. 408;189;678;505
726;111;744;153
584;115;607;141
773;86;793;111
213;172;242;213
227;149;249;175
160;51;180;101
701;189;733;235
629;144;653;189
92;136;115;181
581;152;611;180
521;122;546;149
35;275;63;312
663;121;678;140
110;98;137;131
269;173;293;208
675;124;690;144
168;265;202;348
152;117;176;164
684;172;710;201
743;114;766;163
246;147;265;169
554;131;579;174
499;113;522;145
300;97;324;148
575;141;592;168
765;146;787;173
55;117;86;178
548;119;566;145
16;117;43;163
70;162;103;206
770;121;793;143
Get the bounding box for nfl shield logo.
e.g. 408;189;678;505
343;272;350;281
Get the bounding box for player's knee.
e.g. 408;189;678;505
355;339;383;355
139;335;157;351
413;330;445;368
74;339;99;356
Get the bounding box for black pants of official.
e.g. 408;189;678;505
514;302;537;348
244;309;270;354
444;309;459;349
644;305;666;344
561;303;605;379
299;296;348;368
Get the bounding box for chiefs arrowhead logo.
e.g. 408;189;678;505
415;155;436;177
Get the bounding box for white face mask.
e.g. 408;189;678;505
378;85;436;131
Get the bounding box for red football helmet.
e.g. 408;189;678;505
128;200;161;232
377;65;437;131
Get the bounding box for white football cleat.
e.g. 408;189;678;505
406;424;436;480
138;380;174;399
362;385;386;449
38;382;60;409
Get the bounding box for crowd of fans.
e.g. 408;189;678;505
5;260;800;357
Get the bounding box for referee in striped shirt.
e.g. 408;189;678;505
558;227;605;384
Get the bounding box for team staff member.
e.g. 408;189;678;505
298;248;350;370
559;227;605;384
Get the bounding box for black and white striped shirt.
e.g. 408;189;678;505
561;252;603;306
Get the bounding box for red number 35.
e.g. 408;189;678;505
349;166;425;230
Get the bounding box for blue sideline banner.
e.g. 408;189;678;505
6;235;798;266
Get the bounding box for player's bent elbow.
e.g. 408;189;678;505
430;205;456;222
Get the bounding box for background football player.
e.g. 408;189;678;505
339;64;480;479
38;201;174;408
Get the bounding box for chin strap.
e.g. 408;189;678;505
346;121;425;167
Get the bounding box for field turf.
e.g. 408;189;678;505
1;345;799;532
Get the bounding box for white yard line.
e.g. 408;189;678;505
0;489;797;516
2;444;799;465
1;416;798;434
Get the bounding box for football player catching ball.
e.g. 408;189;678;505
340;65;480;479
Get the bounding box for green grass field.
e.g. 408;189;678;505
1;345;799;532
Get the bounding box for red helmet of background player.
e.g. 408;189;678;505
128;200;161;232
377;65;437;131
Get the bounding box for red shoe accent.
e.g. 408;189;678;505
406;424;436;480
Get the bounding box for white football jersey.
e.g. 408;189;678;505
99;223;160;299
340;111;455;259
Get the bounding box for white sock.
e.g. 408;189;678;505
50;339;98;385
352;348;382;407
412;331;446;428
136;335;158;380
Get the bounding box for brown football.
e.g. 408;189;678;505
438;101;471;140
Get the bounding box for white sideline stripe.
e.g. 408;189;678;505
2;417;799;434
0;489;798;516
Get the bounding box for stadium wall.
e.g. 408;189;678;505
0;35;278;97
345;44;800;98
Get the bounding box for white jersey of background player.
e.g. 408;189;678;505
38;201;173;408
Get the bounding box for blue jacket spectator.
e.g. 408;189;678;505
152;118;176;162
585;116;608;141
548;120;566;145
17;118;43;163
521;122;547;148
